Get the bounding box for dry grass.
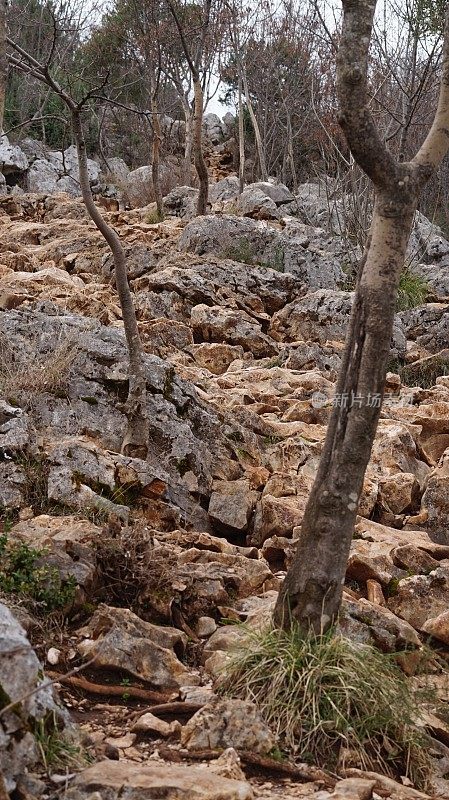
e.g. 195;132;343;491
0;334;78;405
95;522;177;615
219;625;431;788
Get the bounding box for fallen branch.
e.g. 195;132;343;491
181;749;336;787
46;673;171;704
0;658;97;719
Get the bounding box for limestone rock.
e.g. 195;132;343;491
181;698;275;754
0;602;70;792
237;187;279;220
388;567;449;632
0;136;28;175
77;604;197;689
179;214;342;289
65;759;253;800
208;479;258;532
164;185;199;218
27;158;59;193
191;303;278;358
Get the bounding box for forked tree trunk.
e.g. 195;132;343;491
71;109;149;459
193;77;209;215
274;0;449;634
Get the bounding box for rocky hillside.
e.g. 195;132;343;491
2;177;449;800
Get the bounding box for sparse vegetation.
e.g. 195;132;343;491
0;335;78;405
94;523;176;616
0;534;77;613
145;207;165;224
225;238;255;265
219;624;431;787
34;713;88;772
396;271;429;311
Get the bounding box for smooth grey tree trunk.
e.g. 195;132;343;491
274;0;449;634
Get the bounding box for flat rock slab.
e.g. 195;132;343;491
65;759;254;799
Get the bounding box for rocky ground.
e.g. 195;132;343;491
2;177;449;800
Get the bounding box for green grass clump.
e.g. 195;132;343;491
0;534;77;613
34;713;88;772
397;271;429;311
219;625;430;787
338;266;428;311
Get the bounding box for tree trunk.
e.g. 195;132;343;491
193;77;209;215
273;0;449;635
183;108;193;186
0;0;7;133
238;71;245;193
151;95;163;217
242;66;268;182
71;108;149;459
273;187;417;633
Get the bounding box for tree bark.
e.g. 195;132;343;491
237;70;245;193
273;0;449;635
0;0;7;133
71;109;149;459
183;108;193;185
242;65;268;182
150;93;163;217
193;77;209;215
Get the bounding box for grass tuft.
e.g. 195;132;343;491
0;335;78;405
397;271;429;311
218;625;430;787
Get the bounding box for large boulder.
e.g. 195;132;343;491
179;215;343;289
248;181;294;206
270;289;406;358
0;136;28;175
164;185;199;218
48;144;100;186
237;186;279;220
27;158;59;193
202;112;224;144
123;165;153;207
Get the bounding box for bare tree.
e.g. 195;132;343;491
166;0;212;215
7;38;149;459
274;0;449;634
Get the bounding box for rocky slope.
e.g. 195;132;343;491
2;179;449;799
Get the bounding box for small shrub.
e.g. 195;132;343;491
219;625;430;787
145;207;165;224
399;356;449;389
0;335;78;405
397;271;429;311
0;534;77;613
95;523;176;615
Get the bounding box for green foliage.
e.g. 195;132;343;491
225;238;255;265
34;713;88;772
145;208;165;224
219;625;431;787
397;271;429;311
0;535;77;613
